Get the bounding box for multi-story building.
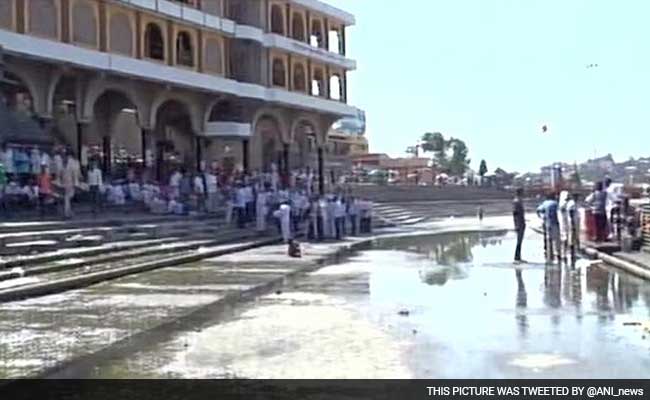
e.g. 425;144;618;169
0;0;361;185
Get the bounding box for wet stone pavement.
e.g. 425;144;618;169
0;237;374;379
51;228;650;379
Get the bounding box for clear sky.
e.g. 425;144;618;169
327;0;650;174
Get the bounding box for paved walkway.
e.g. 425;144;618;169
0;215;514;379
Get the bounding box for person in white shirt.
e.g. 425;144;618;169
334;197;347;240
169;169;182;200
204;170;218;213
359;199;373;234
273;202;292;243
80;145;89;171
2;145;15;176
256;185;270;233
30;147;41;176
327;197;337;240
142;182;155;207
87;161;103;214
270;163;279;192
109;184;126;206
60;154;80;218
193;174;206;212
604;178;624;240
40;151;51;174
347;197;359;236
243;183;254;222
319;197;330;239
52;150;63;181
22;181;39;207
235;183;248;228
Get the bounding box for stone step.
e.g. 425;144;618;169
0;229;254;284
0;212;226;234
0;236;281;303
0;238;181;270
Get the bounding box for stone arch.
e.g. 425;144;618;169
27;0;59;39
144;22;165;61
272;58;287;88
71;0;97;47
0;71;36;115
252;108;290;144
152;99;200;176
82;80;146;125
175;30;195;67
89;89;143;174
204;98;244;125
149;92;202;135
292;63;306;92
108;11;134;56
4;62;54;117
291;13;306;42
203;36;223;75
3;68;39;114
270;4;284;35
252;113;285;172
289;116;320;168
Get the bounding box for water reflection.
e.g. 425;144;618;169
374;231;650;336
378;232;509;287
515;269;528;338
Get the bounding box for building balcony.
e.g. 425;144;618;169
118;0;355;71
0;28;360;118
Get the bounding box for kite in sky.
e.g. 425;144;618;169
542;125;548;133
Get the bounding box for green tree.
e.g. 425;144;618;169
479;159;488;177
446;137;471;176
420;132;471;176
421;132;449;172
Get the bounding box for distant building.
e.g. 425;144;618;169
352;153;430;183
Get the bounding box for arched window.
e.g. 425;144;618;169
28;0;58;39
270;5;284;35
293;64;306;92
330;75;342;100
176;31;194;67
109;12;133;56
311;69;324;97
203;37;223;74
272;59;286;87
72;1;97;47
291;13;305;42
144;23;165;61
310;20;323;48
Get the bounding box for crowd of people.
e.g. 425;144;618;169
0;146;375;243
514;177;642;264
0;144;83;217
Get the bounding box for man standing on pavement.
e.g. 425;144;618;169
537;192;561;262
87;160;103;215
513;188;527;264
61;153;79;219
